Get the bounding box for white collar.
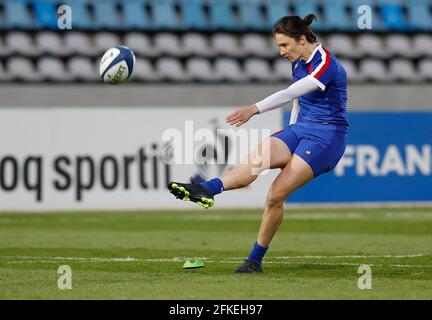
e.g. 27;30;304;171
303;42;321;64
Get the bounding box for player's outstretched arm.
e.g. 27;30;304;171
225;76;320;127
225;105;259;127
255;76;319;114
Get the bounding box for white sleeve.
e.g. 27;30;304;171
289;98;300;125
255;76;320;114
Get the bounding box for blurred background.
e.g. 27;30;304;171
0;0;431;108
0;0;431;85
0;0;431;210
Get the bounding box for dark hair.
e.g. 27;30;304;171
272;14;318;43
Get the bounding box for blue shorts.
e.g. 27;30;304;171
271;123;347;177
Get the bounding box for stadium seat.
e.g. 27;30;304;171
121;0;153;30
67;57;99;81
156;58;190;81
321;0;355;31
418;59;432;81
338;59;364;82
38;57;71;82
388;59;419;82
412;34;432;57
93;0;121;30
326;34;360;59
151;0;179;29
179;0;208;30
124;33;159;57
182;33;214;57
64;32;95;56
133;58;162;81
94;33;122;54
186;58;220;82
207;0;239;30
356;34;390;58
385;35;417;58
0;35;10;57
33;0;58;29
237;0;266;31
292;0;324;31
35;32;69;57
154;33;186;57
7;57;42;82
407;0;432;31
0;61;11;81
244;58;273;82
62;0;93;29
3;0;34;29
214;58;246;82
272;58;293;82
377;0;409;31
5;32;40;57
263;0;291;28
358;59;389;82
212;33;244;57
241;33;276;58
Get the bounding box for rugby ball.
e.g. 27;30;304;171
99;46;136;84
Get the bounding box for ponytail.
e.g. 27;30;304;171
303;14;317;27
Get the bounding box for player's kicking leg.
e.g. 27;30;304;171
168;137;291;208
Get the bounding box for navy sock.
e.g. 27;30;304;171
200;178;224;196
247;242;269;265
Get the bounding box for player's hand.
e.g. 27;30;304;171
225;105;259;127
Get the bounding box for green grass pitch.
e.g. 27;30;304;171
0;207;431;299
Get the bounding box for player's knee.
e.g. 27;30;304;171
266;191;285;209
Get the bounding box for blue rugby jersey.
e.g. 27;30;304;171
292;43;349;132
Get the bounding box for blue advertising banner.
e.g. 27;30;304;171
284;111;432;203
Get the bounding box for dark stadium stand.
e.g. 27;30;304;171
0;0;431;83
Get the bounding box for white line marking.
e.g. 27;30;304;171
1;255;431;269
5;260;432;269
1;254;424;262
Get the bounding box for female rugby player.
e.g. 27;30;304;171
169;14;348;273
